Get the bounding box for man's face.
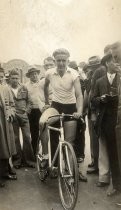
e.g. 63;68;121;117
44;60;55;70
0;72;4;84
10;74;19;87
112;46;121;65
106;58;120;74
55;58;69;72
29;71;39;83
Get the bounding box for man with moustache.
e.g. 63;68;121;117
92;53;121;196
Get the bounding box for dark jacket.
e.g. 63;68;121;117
92;73;120;136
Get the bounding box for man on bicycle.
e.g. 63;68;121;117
39;48;86;181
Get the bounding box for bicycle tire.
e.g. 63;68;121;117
58;142;79;210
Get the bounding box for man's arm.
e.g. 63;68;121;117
44;77;50;105
74;77;83;116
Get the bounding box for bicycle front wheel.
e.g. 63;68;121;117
58;142;79;210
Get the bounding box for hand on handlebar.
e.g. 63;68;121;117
73;112;82;120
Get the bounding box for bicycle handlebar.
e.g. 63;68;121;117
47;113;84;122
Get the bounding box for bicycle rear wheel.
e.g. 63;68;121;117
58;142;79;210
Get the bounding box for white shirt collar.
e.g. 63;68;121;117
53;67;71;75
107;72;116;84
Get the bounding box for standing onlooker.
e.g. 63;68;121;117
26;67;45;156
86;56;101;174
93;53;121;196
90;46;112;186
9;69;35;169
68;60;86;163
0;67;17;187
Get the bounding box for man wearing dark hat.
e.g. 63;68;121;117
86;56;101;174
26;66;45;156
89;46;112;184
9;69;35;169
68;60;86;163
90;47;112;186
92;53;121;196
39;48;86;181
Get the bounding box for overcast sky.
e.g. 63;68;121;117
0;0;121;65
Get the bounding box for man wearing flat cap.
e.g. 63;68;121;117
92;53;121;196
86;56;101;174
26;66;45;156
90;47;112;186
39;48;85;181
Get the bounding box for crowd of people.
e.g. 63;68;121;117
0;41;121;206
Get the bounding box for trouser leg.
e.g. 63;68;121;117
28;109;41;156
74;120;85;159
21;121;35;165
98;136;110;183
12;122;22;167
88;118;94;163
88;119;99;168
0;159;9;178
103;119;121;191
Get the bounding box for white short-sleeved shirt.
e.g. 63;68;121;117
25;80;45;111
45;67;79;104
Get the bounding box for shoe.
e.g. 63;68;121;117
79;172;87;182
116;202;121;207
96;182;109;187
14;165;21;169
25;163;35;168
3;174;17;180
39;159;48;181
88;162;94;168
9;167;16;175
87;168;99;174
77;157;84;163
0;181;5;188
50;167;58;179
107;188;118;197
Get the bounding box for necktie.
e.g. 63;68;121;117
109;75;113;85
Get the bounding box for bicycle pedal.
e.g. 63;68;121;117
50;168;58;179
67;178;74;185
39;169;48;181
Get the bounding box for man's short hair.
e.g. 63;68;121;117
44;57;54;65
53;48;70;60
9;69;20;77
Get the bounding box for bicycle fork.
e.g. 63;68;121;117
59;125;73;178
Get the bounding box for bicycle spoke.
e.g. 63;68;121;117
63;178;74;204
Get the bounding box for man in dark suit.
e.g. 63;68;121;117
93;53;121;196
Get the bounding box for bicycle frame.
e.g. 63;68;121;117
47;114;74;177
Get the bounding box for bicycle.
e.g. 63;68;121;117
36;113;79;210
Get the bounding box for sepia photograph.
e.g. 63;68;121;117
0;0;121;209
